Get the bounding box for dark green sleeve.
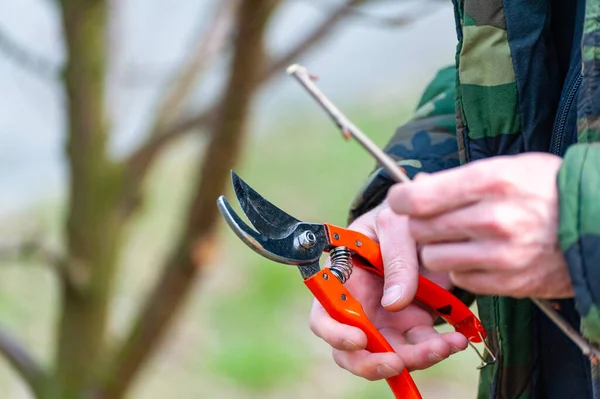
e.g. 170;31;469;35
558;144;600;344
349;65;459;222
558;1;600;345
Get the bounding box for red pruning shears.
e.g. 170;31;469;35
217;172;491;399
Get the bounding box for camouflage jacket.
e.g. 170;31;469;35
351;0;600;398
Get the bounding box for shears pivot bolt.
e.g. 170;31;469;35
298;231;317;249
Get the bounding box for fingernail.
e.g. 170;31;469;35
342;339;360;350
377;364;400;378
428;350;443;363
382;284;403;307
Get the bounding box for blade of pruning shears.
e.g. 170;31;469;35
231;171;301;239
217;172;328;267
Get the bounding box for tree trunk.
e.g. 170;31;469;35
51;1;123;398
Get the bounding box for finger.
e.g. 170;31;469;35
375;208;419;311
420;240;511;273
387;158;507;218
348;201;389;243
410;200;535;244
309;299;367;351
450;269;538;298
332;348;405;381
403;327;469;353
382;327;468;370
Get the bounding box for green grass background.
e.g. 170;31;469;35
0;99;480;398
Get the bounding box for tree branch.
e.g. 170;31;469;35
0;24;58;80
53;1;122;397
97;1;281;397
263;0;366;78
149;0;237;137
0;325;46;398
121;0;367;213
117;1;237;217
0;235;65;270
295;0;437;28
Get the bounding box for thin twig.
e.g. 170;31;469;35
0;236;75;295
0;325;46;397
293;0;442;29
262;0;366;78
149;0;237;136
0;236;62;265
0;25;58;80
123;0;367;197
118;2;237;217
533;298;600;359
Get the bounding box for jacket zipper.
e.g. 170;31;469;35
547;71;600;399
550;73;582;156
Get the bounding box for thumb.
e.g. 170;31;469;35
375;208;419;311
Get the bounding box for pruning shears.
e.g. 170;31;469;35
217;172;491;399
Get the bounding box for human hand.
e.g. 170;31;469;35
309;202;468;381
387;152;573;299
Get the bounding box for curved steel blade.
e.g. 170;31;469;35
231;171;301;239
217;195;325;265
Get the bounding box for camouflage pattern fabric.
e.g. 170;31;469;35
351;0;600;398
559;0;600;346
349;66;459;223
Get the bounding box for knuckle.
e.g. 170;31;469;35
484;207;513;237
332;349;347;369
357;363;378;381
420;246;440;271
308;314;321;337
407;195;427;215
495;245;532;271
463;164;489;192
389;186;421;215
386;258;410;274
375;207;401;230
489;176;515;196
449;272;465;289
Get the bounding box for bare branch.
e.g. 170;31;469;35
150;0;238;136
263;0;366;78
293;0;443;30
122;0;367;202
117;2;238;217
0;236;64;267
0;24;58;80
0;325;46;398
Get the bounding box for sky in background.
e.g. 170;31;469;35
0;0;457;215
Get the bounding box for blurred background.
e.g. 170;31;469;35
0;0;480;398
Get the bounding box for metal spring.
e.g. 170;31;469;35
329;246;353;283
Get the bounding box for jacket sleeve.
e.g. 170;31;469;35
348;65;476;310
349;65;460;222
557;144;600;344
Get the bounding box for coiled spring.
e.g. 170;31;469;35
329;246;353;283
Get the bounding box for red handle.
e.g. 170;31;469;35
324;223;486;343
305;270;422;399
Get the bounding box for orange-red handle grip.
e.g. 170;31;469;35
305;269;422;399
324;223;486;343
